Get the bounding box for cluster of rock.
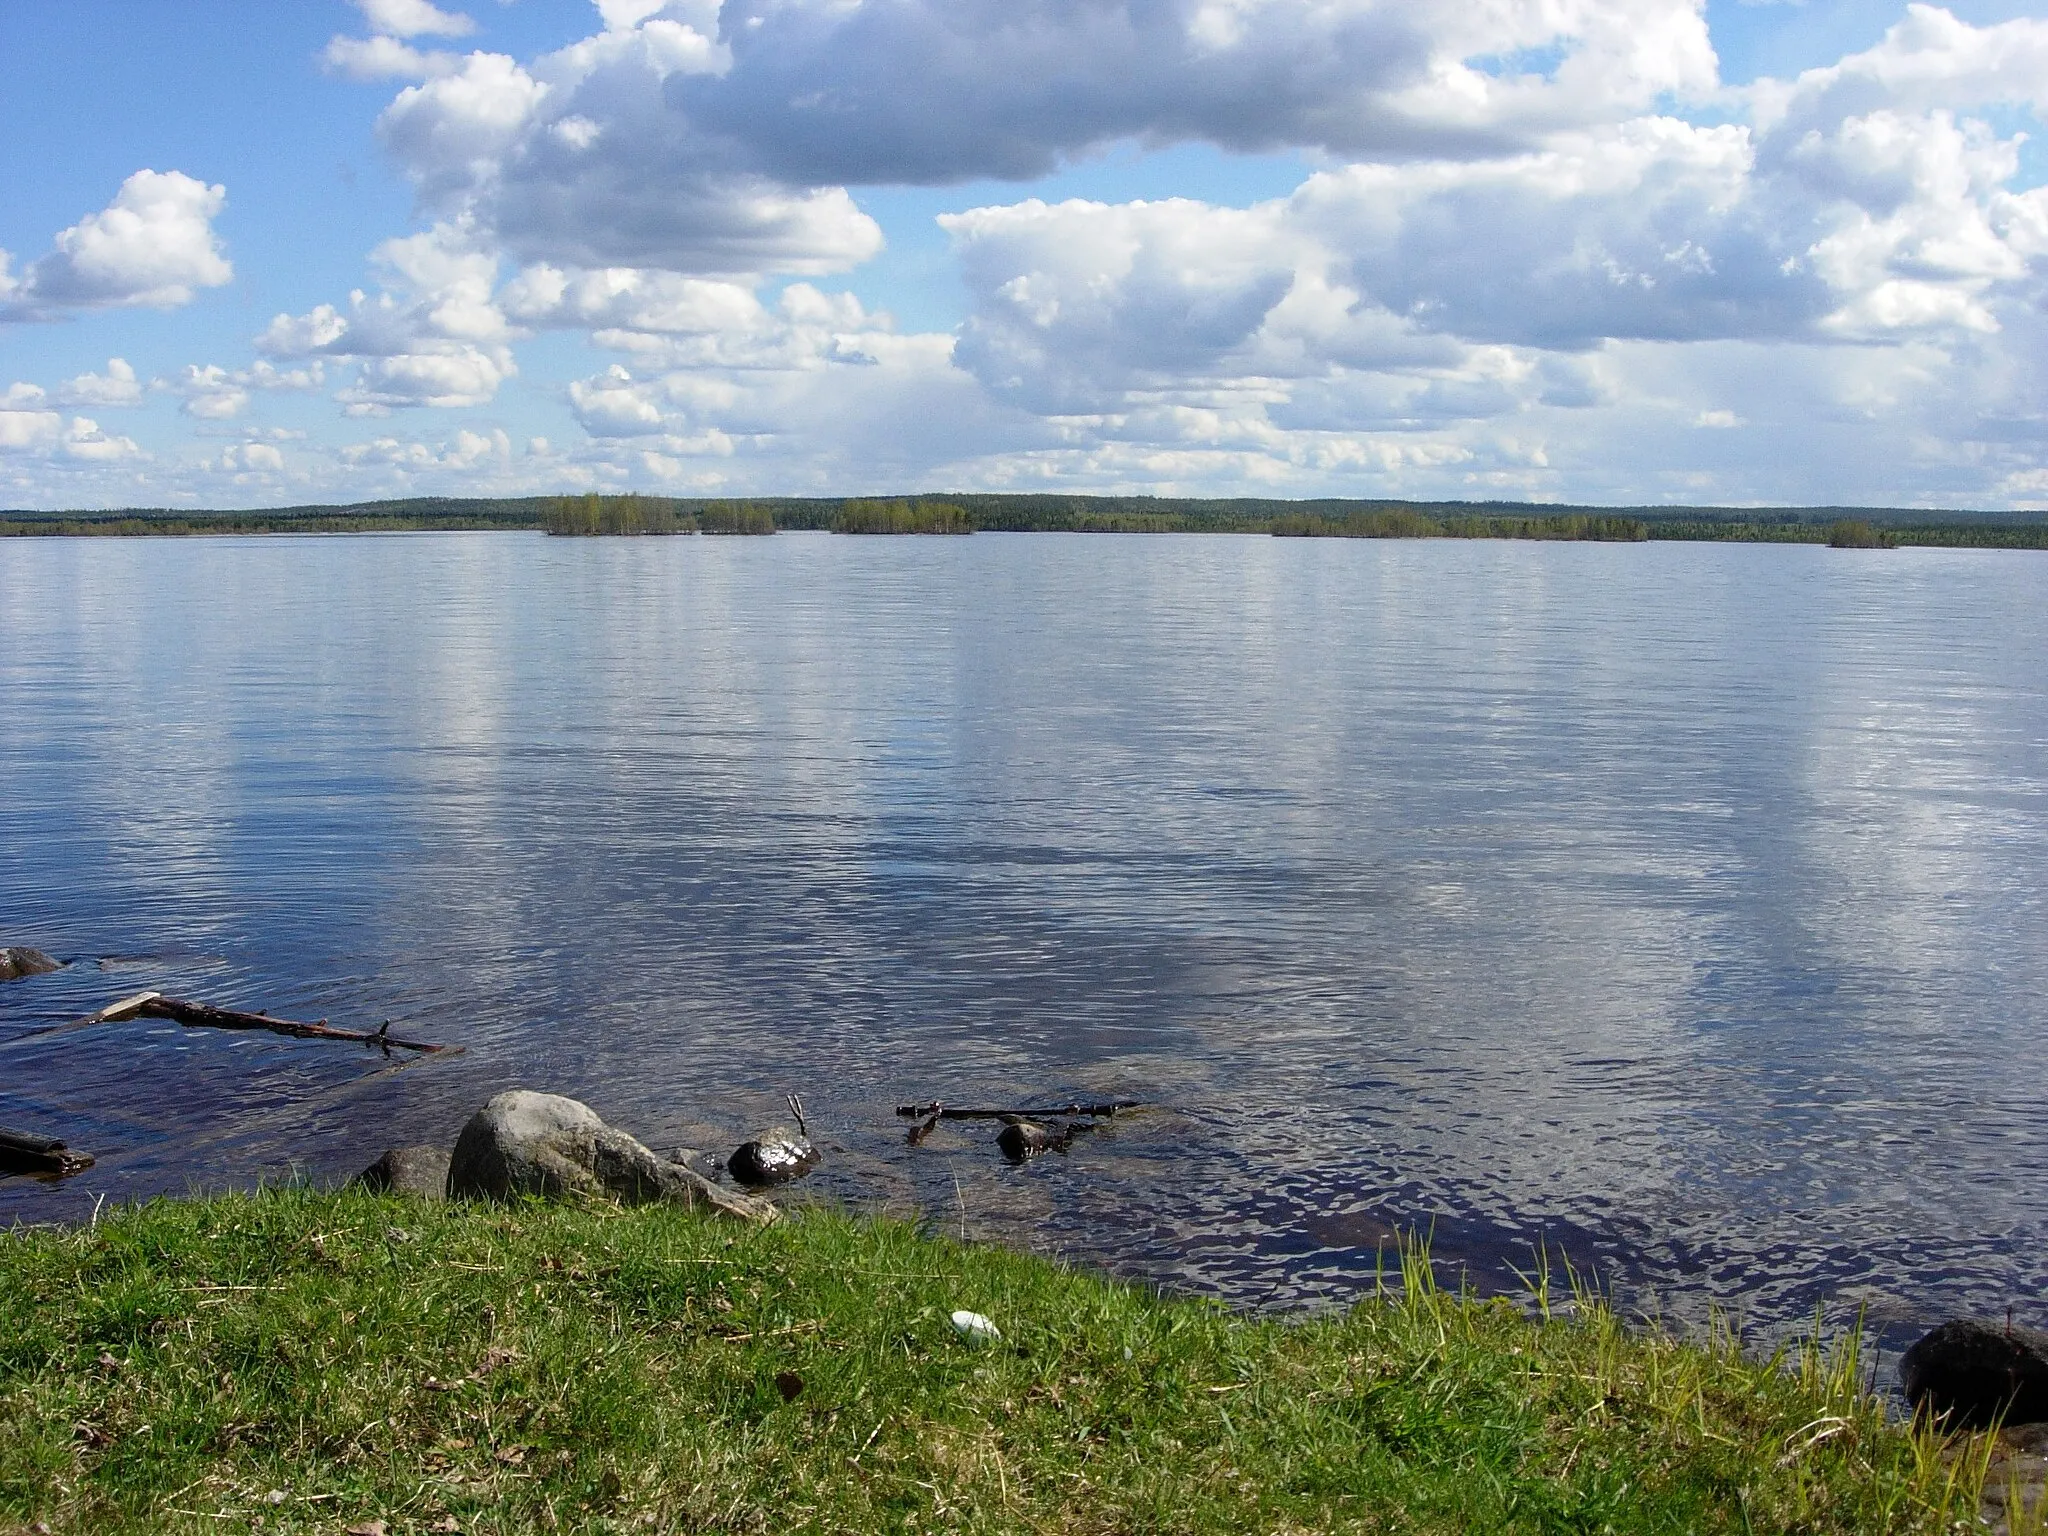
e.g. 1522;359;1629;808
11;936;2042;1444
355;1089;818;1224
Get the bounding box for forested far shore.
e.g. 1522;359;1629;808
3;493;2046;548
0;497;545;539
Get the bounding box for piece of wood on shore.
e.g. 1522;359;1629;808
90;991;457;1055
0;1127;95;1177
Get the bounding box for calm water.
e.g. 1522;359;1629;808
3;532;2044;1354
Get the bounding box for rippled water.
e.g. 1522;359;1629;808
3;531;2044;1352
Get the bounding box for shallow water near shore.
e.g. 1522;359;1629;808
2;531;2044;1356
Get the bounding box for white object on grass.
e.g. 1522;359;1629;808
951;1309;1002;1342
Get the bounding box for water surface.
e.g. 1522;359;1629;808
3;532;2043;1352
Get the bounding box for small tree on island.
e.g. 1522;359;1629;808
542;494;688;536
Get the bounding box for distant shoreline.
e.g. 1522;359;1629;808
3;493;2046;550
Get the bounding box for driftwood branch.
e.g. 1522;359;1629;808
895;1100;1140;1122
898;1099;1140;1146
0;1127;95;1178
90;991;457;1055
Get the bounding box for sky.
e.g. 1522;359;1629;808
2;0;2047;510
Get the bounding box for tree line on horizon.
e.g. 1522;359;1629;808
541;494;774;536
6;494;2045;548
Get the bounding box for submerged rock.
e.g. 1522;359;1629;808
727;1126;819;1187
449;1090;775;1223
1903;1319;2048;1428
353;1145;452;1200
0;947;61;982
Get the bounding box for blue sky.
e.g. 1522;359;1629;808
3;0;2046;509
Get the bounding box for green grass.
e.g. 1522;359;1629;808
0;1191;1993;1534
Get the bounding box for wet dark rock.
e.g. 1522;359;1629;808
353;1145;451;1200
727;1126;819;1187
0;947;61;981
448;1089;775;1223
1903;1319;2048;1429
0;1127;94;1178
996;1120;1053;1160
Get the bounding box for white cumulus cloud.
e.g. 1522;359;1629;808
257;223;515;411
355;0;1726;283
18;0;2048;509
0;403;61;454
53;359;143;408
339;425;513;470
207;441;288;475
671;0;1712;182
377;40;879;276
169;359;329;419
57;418;145;463
0;171;232;320
324;35;465;82
0;408;143;464
174;365;250;420
356;0;474;40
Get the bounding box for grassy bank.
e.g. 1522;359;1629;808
0;1191;1992;1534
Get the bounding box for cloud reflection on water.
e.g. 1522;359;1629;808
1;532;2043;1349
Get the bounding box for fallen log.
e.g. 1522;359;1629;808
92;991;456;1054
895;1100;1140;1122
0;1127;95;1178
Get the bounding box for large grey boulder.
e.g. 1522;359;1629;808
449;1090;775;1223
1902;1319;2048;1429
0;947;60;982
353;1145;452;1200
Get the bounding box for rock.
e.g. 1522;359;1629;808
0;1127;94;1178
448;1090;775;1223
353;1145;451;1200
1977;1422;2048;1534
1903;1319;2048;1429
0;947;61;982
996;1120;1052;1160
727;1125;819;1187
